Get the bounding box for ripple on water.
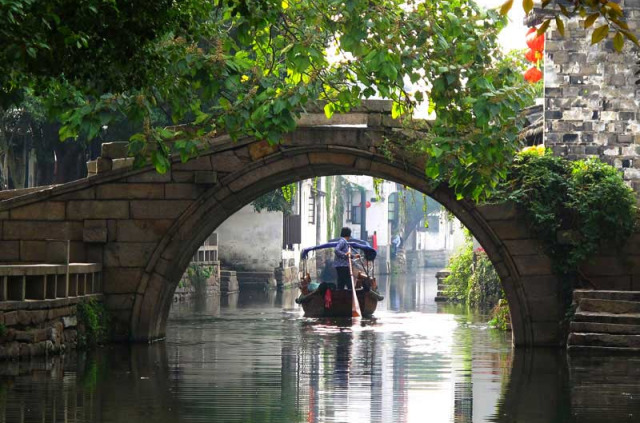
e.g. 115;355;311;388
0;270;638;422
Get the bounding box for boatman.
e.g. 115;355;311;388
334;227;359;290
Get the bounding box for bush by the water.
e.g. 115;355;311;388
500;148;637;274
444;234;509;330
444;236;504;309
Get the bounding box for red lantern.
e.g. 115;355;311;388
524;67;542;83
365;201;371;208
526;27;544;52
525;48;541;63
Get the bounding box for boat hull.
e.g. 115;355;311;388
296;289;384;318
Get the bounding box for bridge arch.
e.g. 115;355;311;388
127;128;564;347
0;123;580;347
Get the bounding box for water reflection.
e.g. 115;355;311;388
0;270;637;422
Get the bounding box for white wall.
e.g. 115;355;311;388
419;209;466;251
216;204;283;271
341;175;396;247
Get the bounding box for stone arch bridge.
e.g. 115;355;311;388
0;101;637;347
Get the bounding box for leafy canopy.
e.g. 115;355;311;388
500;0;638;52
3;0;629;201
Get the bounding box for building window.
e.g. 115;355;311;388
308;193;316;224
388;193;397;223
351;205;362;224
346;190;353;222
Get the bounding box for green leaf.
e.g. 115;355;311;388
499;0;513;15
523;0;534;14
592;25;609;44
613;31;624;52
555;17;565;37
324;102;335;119
584;13;599;29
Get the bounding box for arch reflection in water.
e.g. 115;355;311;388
0;271;639;421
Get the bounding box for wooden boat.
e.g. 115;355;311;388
295;239;384;318
296;286;384;318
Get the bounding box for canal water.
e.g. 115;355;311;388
0;269;638;422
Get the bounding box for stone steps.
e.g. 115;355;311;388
570;321;640;335
579;298;640;314
434;269;451;302
219;270;239;294
574;310;640;326
235;271;277;290
569;290;640;352
568;333;640;349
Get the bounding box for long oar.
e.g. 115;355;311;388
347;247;362;318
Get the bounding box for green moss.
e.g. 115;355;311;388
76;298;110;348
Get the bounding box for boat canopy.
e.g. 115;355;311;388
300;238;377;261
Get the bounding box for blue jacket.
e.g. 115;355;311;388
333;237;350;268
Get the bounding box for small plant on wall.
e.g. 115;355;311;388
77;298;111;348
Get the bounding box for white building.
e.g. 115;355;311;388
215;177;330;288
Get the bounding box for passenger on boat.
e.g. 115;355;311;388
334;227;360;290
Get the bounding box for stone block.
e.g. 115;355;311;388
513;255;554;276
62;315;77;328
33;328;48;343
520;275;562;298
130;200;191;219
476;203;517;221
17;310;31;326
83;220;108;243
173;156;213;171
103;268;143;294
172;171;195;183
31;310;47;325
97;183;164;200
14;330;34;343
10;202;66;220
165;184;204;199
45;240;69;263
504;239;545;256
582;256;632;276
210;150;250;172
112;157;135;170
104;242;156;267
248;140;279;161
308;152;355;167
53;187;96;201
194;171;218;185
19;241;47;262
0;241;20;261
101;142;129;159
104;293;135;310
297;112;369;127
127;171;172;183
4;311;17;326
489;221;531;240
87;157;112;173
67;200;129;220
116;220;173;242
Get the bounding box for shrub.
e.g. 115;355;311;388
468;251;503;309
501;150;637;275
489;299;511;331
444;236;474;302
186;264;215;289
